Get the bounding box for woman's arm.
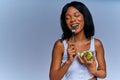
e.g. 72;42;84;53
49;40;76;80
91;39;107;78
77;38;107;78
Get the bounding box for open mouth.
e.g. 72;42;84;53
72;24;79;29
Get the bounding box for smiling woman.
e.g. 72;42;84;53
1;0;120;80
49;1;106;80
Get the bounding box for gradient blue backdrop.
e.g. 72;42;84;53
0;0;120;80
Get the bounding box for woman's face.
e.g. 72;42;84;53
65;6;84;34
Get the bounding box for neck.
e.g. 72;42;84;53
74;32;88;42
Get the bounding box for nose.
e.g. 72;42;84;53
70;16;76;22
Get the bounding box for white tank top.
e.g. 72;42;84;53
62;37;98;80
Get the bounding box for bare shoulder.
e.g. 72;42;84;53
94;38;104;53
54;39;64;48
94;38;103;48
53;39;64;54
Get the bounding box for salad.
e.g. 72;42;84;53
77;51;93;61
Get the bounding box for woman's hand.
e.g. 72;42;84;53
67;42;77;63
77;54;97;74
84;55;97;75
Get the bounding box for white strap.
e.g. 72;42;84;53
90;37;95;51
62;40;68;54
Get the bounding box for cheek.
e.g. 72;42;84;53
78;16;84;21
66;20;70;25
78;17;82;21
80;20;84;26
78;18;84;26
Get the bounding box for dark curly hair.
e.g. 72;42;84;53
60;1;95;40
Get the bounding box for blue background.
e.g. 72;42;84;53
0;0;120;80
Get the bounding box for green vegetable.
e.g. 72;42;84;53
78;51;93;61
85;51;93;61
72;25;77;29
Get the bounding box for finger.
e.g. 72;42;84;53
83;54;92;64
92;56;95;61
77;56;85;64
67;42;76;56
68;43;73;50
68;42;75;47
91;56;97;65
67;48;76;56
83;54;87;61
70;45;74;50
68;43;76;51
86;60;93;65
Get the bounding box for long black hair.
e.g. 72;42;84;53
60;1;95;40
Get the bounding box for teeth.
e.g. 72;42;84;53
72;24;78;26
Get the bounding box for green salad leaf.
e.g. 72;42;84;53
72;25;77;29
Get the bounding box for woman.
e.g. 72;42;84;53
49;1;106;80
